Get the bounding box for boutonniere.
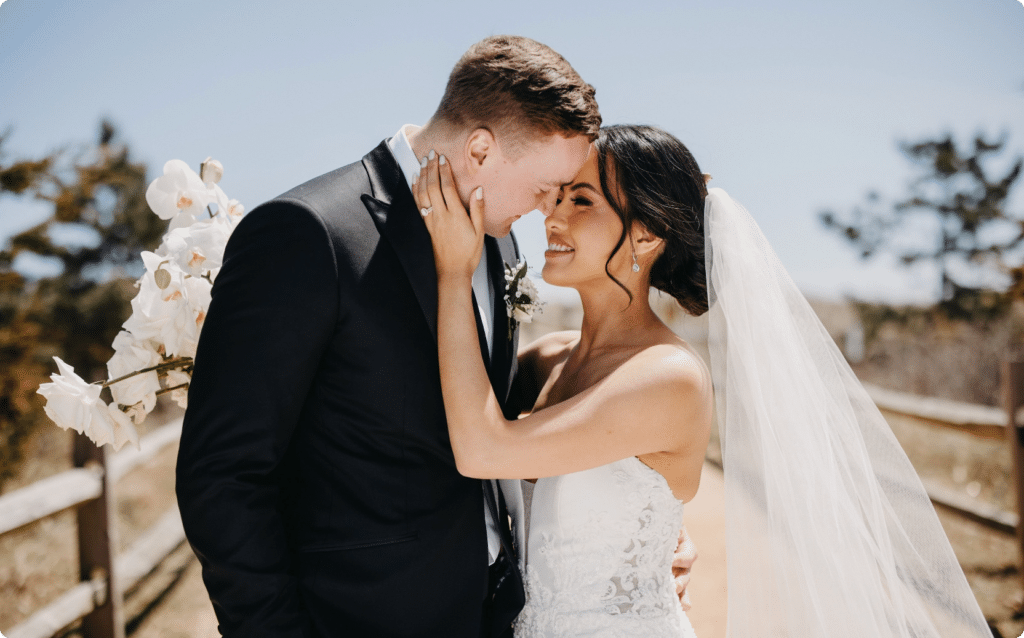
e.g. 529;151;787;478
504;260;544;340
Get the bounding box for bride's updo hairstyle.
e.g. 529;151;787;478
594;125;709;316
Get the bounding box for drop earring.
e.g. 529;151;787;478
632;251;640;273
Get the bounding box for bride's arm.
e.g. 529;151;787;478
416;155;711;480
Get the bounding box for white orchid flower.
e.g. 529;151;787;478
225;198;244;219
123;252;212;359
146;160;214;228
40;156;244;454
107;403;140;450
157;214;233;278
36;358;119;449
106;331;161;416
164;368;191;409
200;157;224;185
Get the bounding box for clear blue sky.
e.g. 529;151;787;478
1;0;1022;304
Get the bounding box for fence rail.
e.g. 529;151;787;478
863;382;1007;440
860;381;1018;533
2;419;185;638
0;467;104;537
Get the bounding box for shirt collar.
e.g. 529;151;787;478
387;124;423;193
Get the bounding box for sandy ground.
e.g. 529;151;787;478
129;552;218;638
679;463;729;638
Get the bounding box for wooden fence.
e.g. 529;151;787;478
1;360;1023;637
0;420;185;638
863;370;1021;535
865;359;1024;592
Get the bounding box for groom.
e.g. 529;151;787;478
176;36;600;637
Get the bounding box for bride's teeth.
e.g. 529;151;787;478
547;243;573;252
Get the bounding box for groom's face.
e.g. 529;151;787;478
475;133;591;237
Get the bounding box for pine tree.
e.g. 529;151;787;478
0;121;159;488
820;134;1022;319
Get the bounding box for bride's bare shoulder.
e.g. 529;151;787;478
625;339;712;406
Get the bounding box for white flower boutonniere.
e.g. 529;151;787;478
504;260;544;340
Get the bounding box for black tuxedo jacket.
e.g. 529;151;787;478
176;141;525;638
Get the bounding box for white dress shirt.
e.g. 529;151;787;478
387;125;502;564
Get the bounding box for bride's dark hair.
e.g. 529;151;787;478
594;124;709;316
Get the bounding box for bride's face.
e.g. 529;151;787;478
542;151;633;289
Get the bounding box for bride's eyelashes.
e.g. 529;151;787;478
554;196;593;207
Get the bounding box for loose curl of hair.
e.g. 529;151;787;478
594;125;709;316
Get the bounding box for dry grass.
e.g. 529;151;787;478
849;302;1021;407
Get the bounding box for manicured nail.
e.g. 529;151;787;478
428;150;436;160
439;154;446;166
475;186;483;200
420;157;428;168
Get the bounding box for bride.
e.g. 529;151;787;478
413;124;991;637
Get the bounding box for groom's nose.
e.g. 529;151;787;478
538;190;559;217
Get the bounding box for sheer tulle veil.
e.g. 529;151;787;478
703;188;990;637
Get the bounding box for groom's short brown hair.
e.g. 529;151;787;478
435;36;601;151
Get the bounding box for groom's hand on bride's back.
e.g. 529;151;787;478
672;524;697;611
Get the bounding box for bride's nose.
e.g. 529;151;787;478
544;201;569;231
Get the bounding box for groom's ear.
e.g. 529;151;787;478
464;128;496;176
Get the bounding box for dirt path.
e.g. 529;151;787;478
130;551;218;638
682;462;728;638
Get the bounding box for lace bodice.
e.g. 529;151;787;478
508;457;698;638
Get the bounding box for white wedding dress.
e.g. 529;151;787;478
501;456;699;638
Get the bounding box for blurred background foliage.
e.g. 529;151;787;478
821;132;1024;406
0;121;161;490
821;132;1023;320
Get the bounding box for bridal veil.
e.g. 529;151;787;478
704;188;991;637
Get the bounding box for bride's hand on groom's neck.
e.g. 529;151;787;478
414;150;485;281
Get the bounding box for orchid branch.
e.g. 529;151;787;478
100;357;193;388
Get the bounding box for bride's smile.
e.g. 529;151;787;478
544;240;574;253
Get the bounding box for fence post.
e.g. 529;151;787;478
1005;359;1024;594
73;432;125;638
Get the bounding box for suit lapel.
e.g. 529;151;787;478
485;236;507;351
361;142;438;342
360;140;520;400
490;233;521;401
